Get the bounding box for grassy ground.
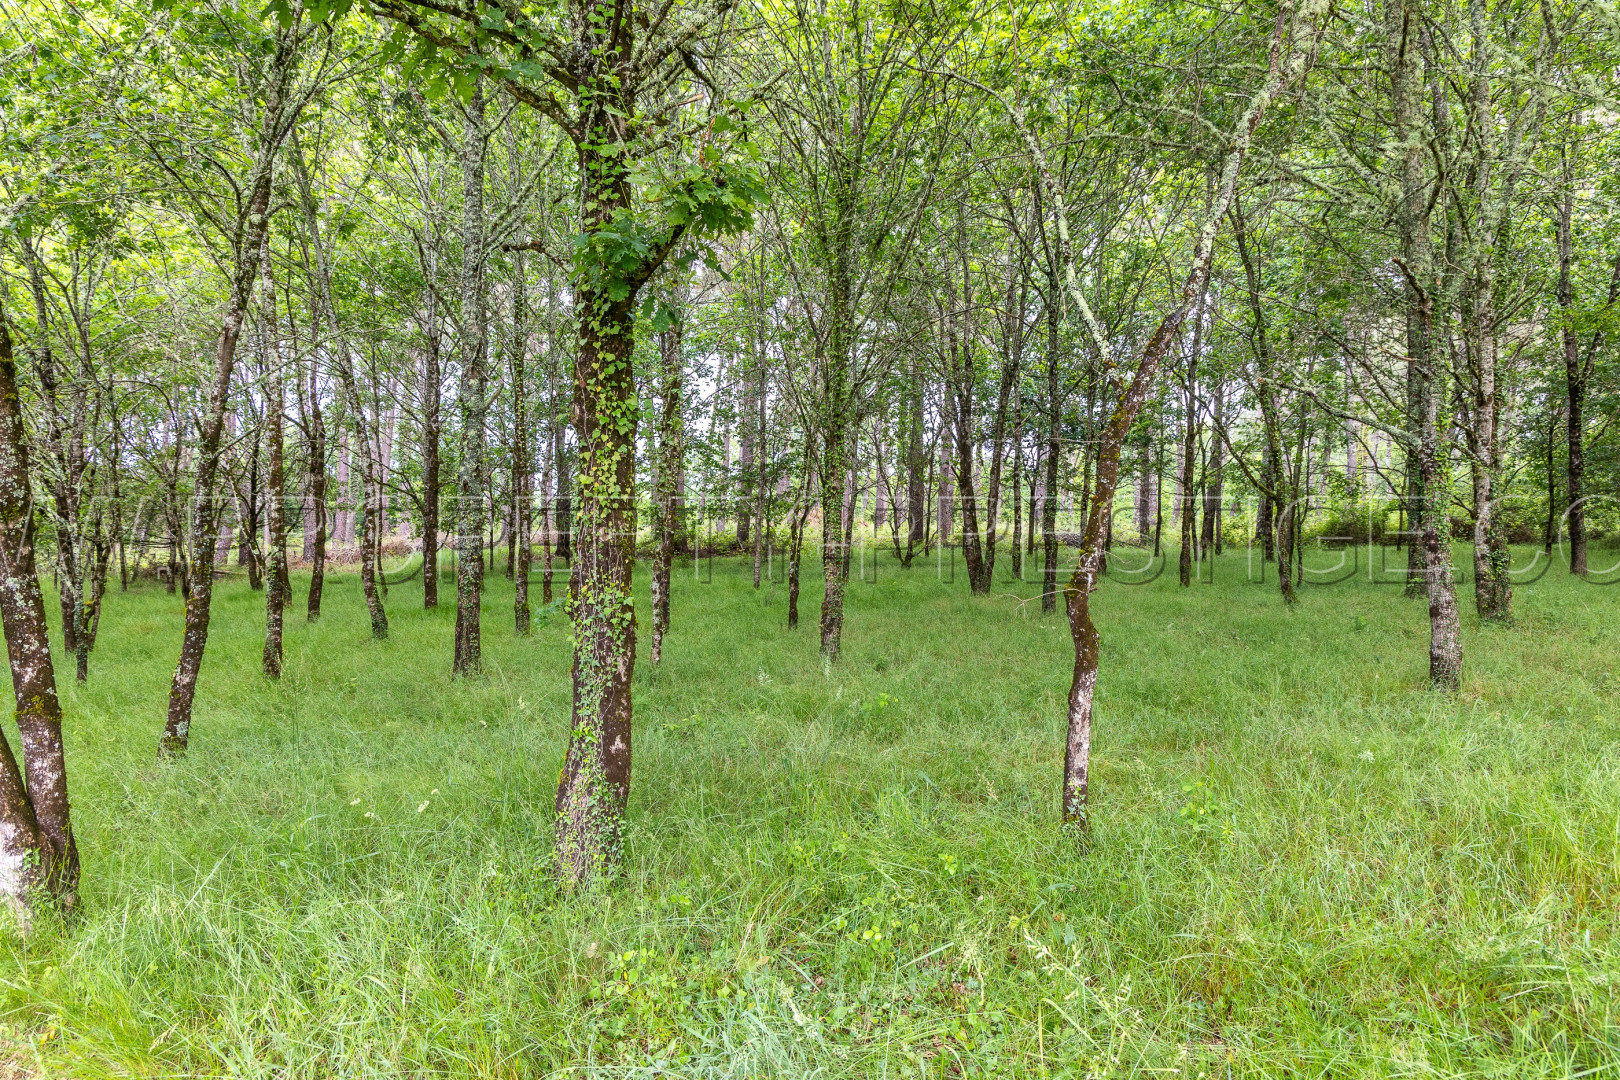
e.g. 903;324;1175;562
0;543;1615;1077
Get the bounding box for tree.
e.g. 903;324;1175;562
370;0;763;886
1059;0;1327;828
156;5;322;755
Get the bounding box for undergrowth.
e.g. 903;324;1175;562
0;546;1613;1077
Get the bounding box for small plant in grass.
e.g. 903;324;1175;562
1176;780;1217;830
661;713;705;738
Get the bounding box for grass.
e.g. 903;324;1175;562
0;542;1615;1077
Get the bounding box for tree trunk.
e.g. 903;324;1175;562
542;419;556;605
1177;344;1199;587
1062;0;1321;827
817;174;856;659
509;191;532;635
1009;404;1024;580
1232;202;1295;603
305;343;327;620
650;302;684;665
552;80;689;883
1041;294;1061;614
421;288;443;608
554;430;573;562
553;281;639;886
240;460;263;592
161;30;300;755
787;461;812;630
949;298;989;595
1463;0;1511;622
1203;381;1224;554
903;356;925;567
0;300;79;913
750;329;768;589
18;245;86;672
260;233;288;679
737;353;757;548
453;83;489;674
984;262;1024;586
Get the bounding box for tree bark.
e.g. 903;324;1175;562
903;355;925;567
421;285;443;607
553;430;572;562
946;264;989;595
303;328;327;620
1177;318;1200;587
817;171;856;659
509;177;532;635
1041;293;1062;614
1201;381;1224;554
260;233;288;678
984;260;1025;586
453;83;489;674
0;299;79;913
650;301;684;665
551;77;692;886
749;318;768;589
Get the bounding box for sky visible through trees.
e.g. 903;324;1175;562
0;0;1619;1073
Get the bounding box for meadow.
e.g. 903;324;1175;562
0;544;1616;1078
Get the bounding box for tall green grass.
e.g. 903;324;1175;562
0;544;1615;1077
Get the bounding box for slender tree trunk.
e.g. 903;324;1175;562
949;309;989;594
1010;410;1024;579
78;511;111;681
750;325;768;589
903;356;925;567
554;430;572;563
1544;403;1559;555
1417;283;1462;687
0;301;79;912
453;84;489;674
984;264;1024;586
161;31;300;754
1232;202;1295;602
1028;442;1041;557
1177;340;1199;587
353;415;386;640
18;246;83;669
241;433;263;591
421;288;443;607
650;299;684;665
1062;0;1321;827
1462;16;1508;620
1203;381;1224;554
542;419;556;605
510;203;532;635
1558;166;1586;576
817;175;856;659
737;352;757;548
1041;295;1061;614
787;456;812;630
261;234;288;678
305;350;327;620
1389;0;1433;601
